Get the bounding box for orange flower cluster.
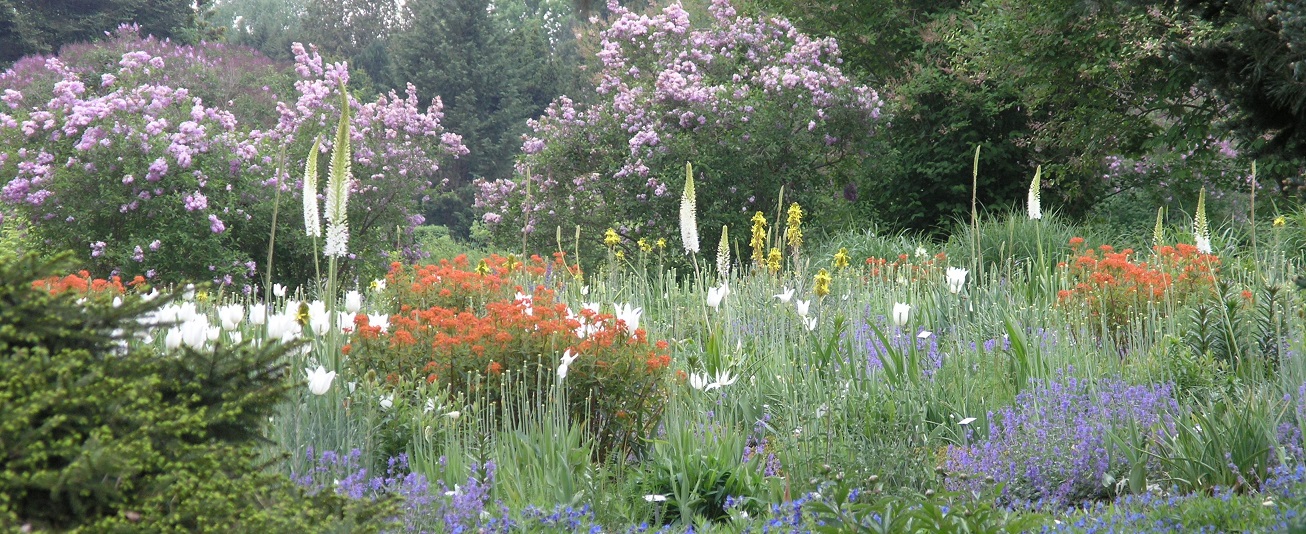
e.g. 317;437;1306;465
32;271;146;297
1057;238;1218;331
385;253;580;312
352;255;666;454
863;252;949;285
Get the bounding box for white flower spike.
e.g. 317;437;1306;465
1027;165;1042;220
680;161;699;254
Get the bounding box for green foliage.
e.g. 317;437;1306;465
944;211;1087;271
862;63;1036;234
805;484;1047;534
1157;387;1280;495
0;252;388;531
1162;0;1306;198
640;411;771;525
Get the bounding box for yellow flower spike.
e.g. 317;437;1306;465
750;211;767;265
615;250;626;260
604;228;621;248
475;258;490;276
833;248;850;270
638;237;653;253
785;202;804;252
1274;215;1287;228
766;247;783;274
813;268;832;297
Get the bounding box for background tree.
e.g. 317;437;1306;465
209;0;308;60
0;0;213;66
1157;0;1306;197
393;0;581;236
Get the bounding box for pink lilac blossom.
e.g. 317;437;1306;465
476;0;881;245
0;26;466;282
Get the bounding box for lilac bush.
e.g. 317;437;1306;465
944;376;1179;508
0;27;466;286
475;0;881;260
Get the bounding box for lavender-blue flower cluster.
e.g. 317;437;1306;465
945;376;1179;508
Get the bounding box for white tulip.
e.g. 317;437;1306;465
945;267;968;294
305;365;336;395
164;327;182;350
217;304;245;330
180;318;209;349
614;303;642;336
706;283;730;311
248;304;267;325
367;313;390;333
892;302;911;327
688;372;710;391
557;349;580;380
795;299;810;318
774;288;795;303
344;290;362;314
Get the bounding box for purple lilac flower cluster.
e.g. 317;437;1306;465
945;376;1179;508
474;0;881;244
0;26;466;283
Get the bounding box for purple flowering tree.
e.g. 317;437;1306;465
475;0;881;260
0;27;466;287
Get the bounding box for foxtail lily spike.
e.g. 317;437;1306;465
1194;187;1211;254
303;137;322;238
1027;165;1042;220
323;82;352;257
681;161;699;254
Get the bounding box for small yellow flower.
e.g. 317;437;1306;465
615;250;626;260
504;254;520;271
1274;215;1287;228
657;238;667;250
750;211;767;265
604;228;621;248
833;248;850;270
475;258;490;276
785;202;803;251
196;290;210;303
295;301;311;326
813;268;832;297
766;247;782;274
638;237;653;253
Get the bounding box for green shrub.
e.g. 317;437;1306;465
0;252;389;531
